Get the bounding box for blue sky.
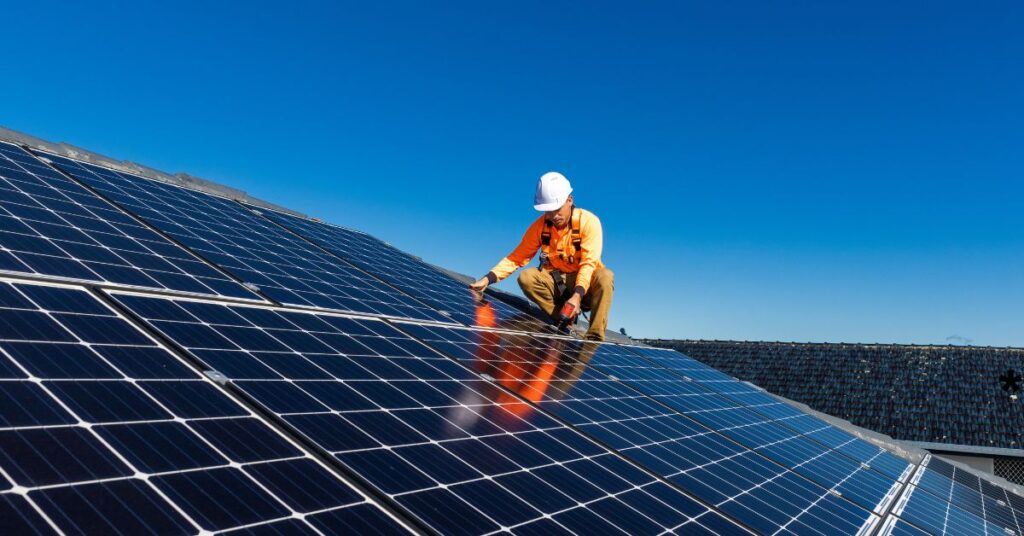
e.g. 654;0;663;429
2;2;1021;345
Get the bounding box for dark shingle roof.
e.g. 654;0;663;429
644;339;1024;451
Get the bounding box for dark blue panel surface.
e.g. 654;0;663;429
115;292;742;535
259;207;554;332
401;323;884;535
580;344;909;514
0;142;258;299
41;152;451;323
624;344;914;483
0;280;405;535
899;456;1024;535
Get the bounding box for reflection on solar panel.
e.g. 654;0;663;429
112;291;747;535
0;279;406;534
37;152;453;324
889;455;1024;535
0;142;257;299
395;323;889;535
257;206;554;332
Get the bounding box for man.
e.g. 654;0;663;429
470;172;613;341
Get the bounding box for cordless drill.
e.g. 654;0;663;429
555;300;578;330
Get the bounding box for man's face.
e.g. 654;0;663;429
545;196;574;228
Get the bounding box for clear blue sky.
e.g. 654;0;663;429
2;2;1021;346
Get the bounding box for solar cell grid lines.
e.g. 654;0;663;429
605;346;914;491
889;456;1024;535
35;151;454;324
397;323;886;535
0;278;408;535
111;290;748;535
0;142;258;300
257;206;555;333
621;345;916;481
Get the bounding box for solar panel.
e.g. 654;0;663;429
396;322;887;535
888;455;1024;535
256;206;555;332
110;290;748;535
0;142;258;300
588;344;913;516
36;151;454;324
891;479;1009;535
624;345;914;482
0;278;408;534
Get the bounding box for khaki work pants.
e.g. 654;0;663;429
517;266;614;341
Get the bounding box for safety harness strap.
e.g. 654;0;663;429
540;206;582;261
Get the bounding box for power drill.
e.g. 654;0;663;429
555;300;578;330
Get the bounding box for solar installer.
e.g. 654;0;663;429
470;172;614;341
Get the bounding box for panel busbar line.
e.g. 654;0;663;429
396;322;885;536
582;344;911;513
35;151;454;325
110;290;748;536
622;345;914;483
0;278;410;535
0;142;259;301
254;205;556;333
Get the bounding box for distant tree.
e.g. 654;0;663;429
619;327;628;336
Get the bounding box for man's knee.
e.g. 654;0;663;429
517;268;542;289
592;268;614;291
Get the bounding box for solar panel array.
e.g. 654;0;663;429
886;455;1024;535
0;140;1013;535
111;291;746;535
0;142;256;299
37;152;451;324
0;279;405;535
397;323;892;535
258;206;555;332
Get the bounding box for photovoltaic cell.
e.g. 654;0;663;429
397;323;885;535
0;279;407;535
0;142;258;300
112;291;747;535
257;206;555;332
37;151;453;324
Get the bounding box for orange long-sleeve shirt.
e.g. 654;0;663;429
488;207;604;293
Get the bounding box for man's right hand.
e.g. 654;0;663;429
469;277;489;293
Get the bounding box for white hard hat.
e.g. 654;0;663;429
533;171;573;211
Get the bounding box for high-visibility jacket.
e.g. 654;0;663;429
488;207;604;294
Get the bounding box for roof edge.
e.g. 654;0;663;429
0;125;305;218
